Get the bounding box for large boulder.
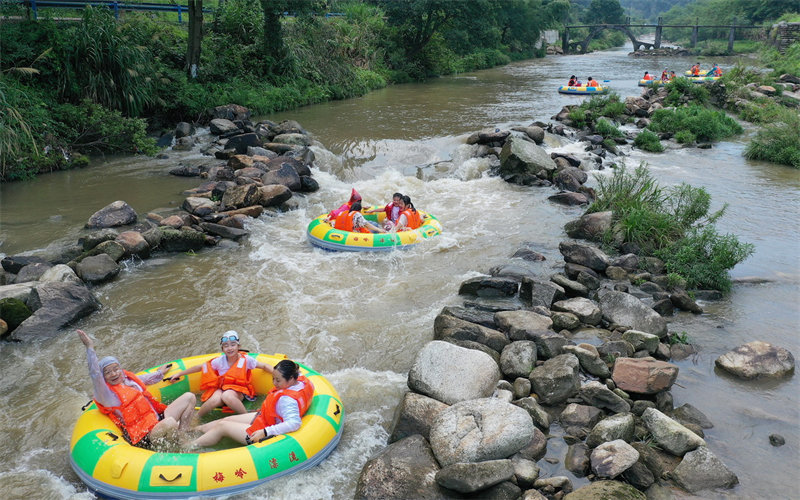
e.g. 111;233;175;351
559;241;610;271
1;255;49;274
39;264;82;285
714;341;795;379
390;392;449;443
578;381;630;413
429;398;534;466
221;184;261;211
0;283;36;303
408;341;501;405
115;231;150;258
13;262;52;283
500;341;538;379
209;118;240;135
612;357;678;394
85;201;137;229
591;439;640;478
9;282;101;340
257;184;293;207
76;254;120;284
494;310;553;341
182;197;217;216
355;434;446;500
586;413;635;448
552;297;601;325
158;228;207;252
669;446;738;492
564;211;613;241
530;354;581;405
563;345;610;378
459;276;519;297
0;297;32;332
499;137;557;181
261;161;302;191
435;460;514;493
641;408;705;456
599;291;668;338
434;313;509;353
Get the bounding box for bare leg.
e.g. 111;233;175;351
191;421;250;447
220;389;247;414
150;416;179;440
195;412;256;433
164;392;197;431
198;390;224;417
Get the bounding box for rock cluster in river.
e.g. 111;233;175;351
0;105;323;341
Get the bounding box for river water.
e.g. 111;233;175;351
0;44;798;499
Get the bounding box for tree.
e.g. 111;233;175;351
585;0;625;24
259;0;321;77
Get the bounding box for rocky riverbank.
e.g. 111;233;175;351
354;121;795;499
0;104;323;341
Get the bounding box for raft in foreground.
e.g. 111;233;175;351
70;353;344;499
557;85;609;95
306;207;442;252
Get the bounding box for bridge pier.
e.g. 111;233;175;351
562;28;569;55
691;18;698;47
654;17;663;48
728;17;736;52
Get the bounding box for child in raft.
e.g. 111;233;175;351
168;331;274;418
568;75;578;86
642;71;653;81
332;200;386;233
190;359;314;447
586;76;599;87
324;188;361;223
364;192;403;231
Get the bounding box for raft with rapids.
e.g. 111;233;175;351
557;85;609;95
70;353;344;499
306;206;442;252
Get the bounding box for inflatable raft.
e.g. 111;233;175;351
70;353;344;499
684;69;711;76
558;85;609;95
638;79;665;87
689;76;720;83
306;207;442;252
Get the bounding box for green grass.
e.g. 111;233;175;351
634;129;664;152
595;118;624;139
649;105;742;143
745;110;800;168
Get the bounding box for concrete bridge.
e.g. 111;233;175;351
562;17;764;54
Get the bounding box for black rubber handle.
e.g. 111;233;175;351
159;473;182;482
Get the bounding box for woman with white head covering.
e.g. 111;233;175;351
77;329;195;446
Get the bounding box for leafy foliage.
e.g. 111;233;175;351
745;110;800;168
633;129;664;152
650;105;742;142
595;118;624;138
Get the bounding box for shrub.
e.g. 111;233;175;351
650;105;742;143
664;77;709;106
601;100;627;119
674;130;696;144
745;110;800;168
634;129;664;152
568;108;588;129
595;118;623;139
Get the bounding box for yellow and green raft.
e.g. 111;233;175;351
69;353;344;499
306;206;442;252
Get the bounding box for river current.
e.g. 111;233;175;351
0;44;798;499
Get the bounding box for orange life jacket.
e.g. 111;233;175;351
399;209;422;230
587;79;599;87
96;370;167;445
691;65;699;76
643;74;653;80
199;353;255;401
334;211;370;233
246;376;314;435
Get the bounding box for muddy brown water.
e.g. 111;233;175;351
0;44;797;498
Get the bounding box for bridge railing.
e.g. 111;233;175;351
10;0;215;22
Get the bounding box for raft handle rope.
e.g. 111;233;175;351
105;432;119;441
81;400;93;411
159;473;182;482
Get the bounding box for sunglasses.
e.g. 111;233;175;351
220;336;239;343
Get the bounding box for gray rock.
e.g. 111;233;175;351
9;282;101;340
621;461;655;490
477;481;522;499
516;427;548;461
599;291;668;338
429;398;534;466
669;288;703;314
435;460;514;493
559;241;611;271
564;211;613;242
530;354;581;404
158;228;206;252
221;184;261;211
563;345;611;378
641;408;705;456
669;446;738;492
200;222;249;241
644;482;675;500
591;439;640;478
672;403;713;429
79;229;119;251
576;270;601;291
586;413;635;448
85;200;137;229
390;392;449;443
0;283;35;304
354;434;446;500
459;276;519;297
38;264;82;285
511;455;540;488
261;162;302;191
579;381;630;414
408;341;501;405
441;305;497;329
209;118;240;135
2;255;48;274
605;265;629;280
565;442;591;477
494;310;553;341
434;313;509;353
115;231;150;258
519;277;565;308
501;341;538;379
182;196;217;216
513;377;531;399
76;254;120;284
533;476;573;493
552;311;581;331
13;262;52;283
564;480;645;500
551;273;589;297
715;341;795;379
549;191;589;206
553;297;601;325
560;403;605;430
499;137;557;179
621;330;659;354
513;397;551;430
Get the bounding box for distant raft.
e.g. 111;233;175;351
688;76;721;83
684;69;711;76
307;207;442;252
69;353;344;499
638;79;665;87
558;85;610;95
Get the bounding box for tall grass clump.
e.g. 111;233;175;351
664;77;709;106
650;105;742;143
0;77;41;180
588;164;753;291
745;109;800;168
633;129;664;152
595;118;623;139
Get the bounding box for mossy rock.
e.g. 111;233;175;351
0;297;32;333
158;227;206;252
565;480;646;499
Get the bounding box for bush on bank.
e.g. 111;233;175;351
649;105;743;143
589;164;753;292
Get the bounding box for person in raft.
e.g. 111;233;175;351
167;331;274;417
586;76;599;87
364;192;403;230
642;71;653;81
568;75;578;86
690;62;701;76
190;359;314;447
391;195;426;232
710;63;722;77
333;200;386;233
670;71;677;81
324;188;362;223
661;68;669;81
77;329;195;446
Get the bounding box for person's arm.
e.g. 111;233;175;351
169;364;202;383
391;213;408;233
77;329;120;407
249;396;302;442
255;361;274;374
